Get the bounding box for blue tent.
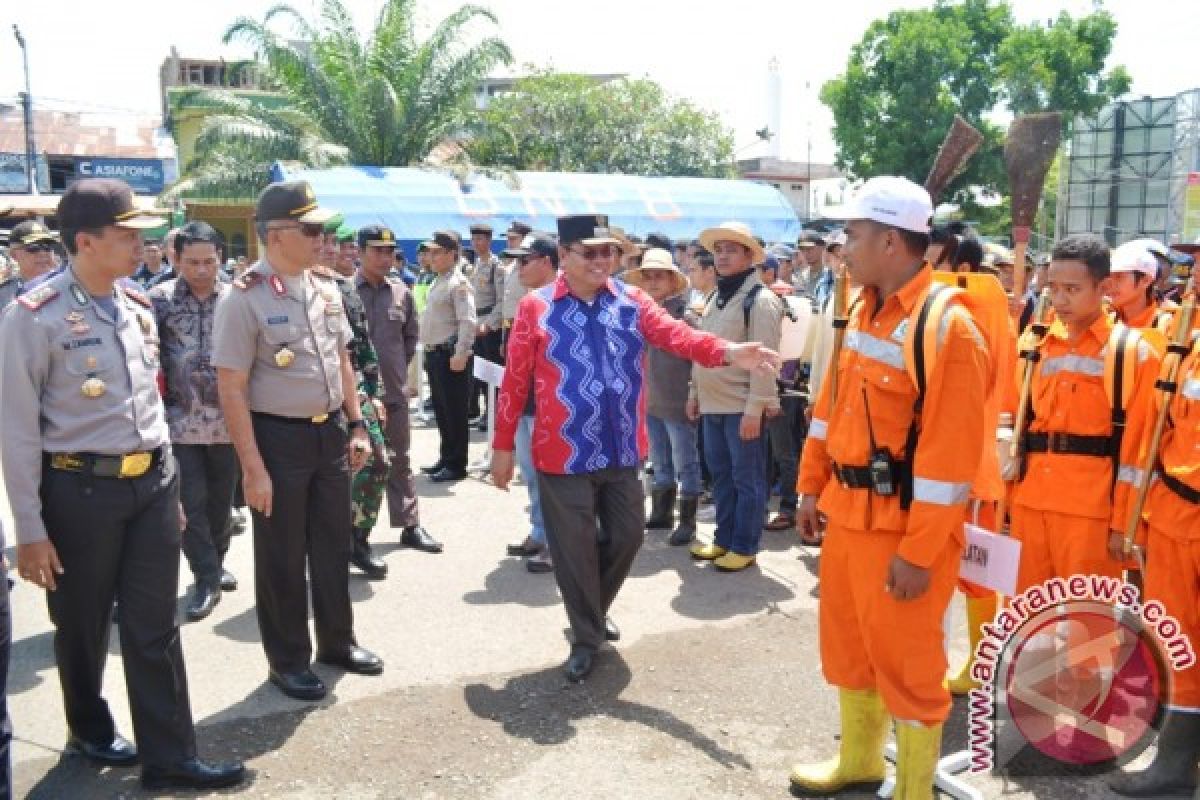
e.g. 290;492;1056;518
270;163;800;259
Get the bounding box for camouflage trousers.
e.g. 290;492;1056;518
351;393;390;536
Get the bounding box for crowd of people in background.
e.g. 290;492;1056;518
0;172;1197;798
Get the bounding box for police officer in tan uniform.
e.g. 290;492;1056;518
213;180;382;702
0;179;244;791
499;221;533;351
468;223;506;429
0;220;59;308
419;230;476;482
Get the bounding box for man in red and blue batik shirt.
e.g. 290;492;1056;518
490;214;781;683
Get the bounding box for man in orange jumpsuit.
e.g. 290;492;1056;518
1008;234;1160;594
1109;330;1200;797
792;176;990;800
1107;241;1173;352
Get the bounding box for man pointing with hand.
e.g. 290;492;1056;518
490;213;780;684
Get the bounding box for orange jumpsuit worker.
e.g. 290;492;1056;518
1107;241;1173;354
792;177;990;800
1008;234;1161;593
1108;330;1200;798
938;272;1015;695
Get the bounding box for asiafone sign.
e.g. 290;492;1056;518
74;158;166;194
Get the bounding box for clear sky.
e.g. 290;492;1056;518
1;0;1195;168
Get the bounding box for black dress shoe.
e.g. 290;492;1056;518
185;584;221;622
419;462;444;475
564;646;595;683
317;646;384;676
605;616;620;642
428;467;467;483
351;531;388;579
506;537;541;557
220;568;238;591
66;733;138;766
269;668;327;701
526;554;554;573
401;525;443;553
142;758;246;791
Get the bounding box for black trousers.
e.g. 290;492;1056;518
0;576;11;800
536;467;644;651
40;453;196;767
176;443;238;588
472;329;504;418
424;349;471;473
250;415;356;673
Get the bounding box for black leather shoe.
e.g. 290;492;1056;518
220;568;238;591
351;531;388;579
475;417;489;432
419;462;444;475
269;668;327;701
526;554;554;573
317;646;384;676
605;616;620;642
428;467;467;483
401;525;443;553
66;733;138;766
506;537;541;557
564;646;595;683
142;758;246;791
185;584;221;622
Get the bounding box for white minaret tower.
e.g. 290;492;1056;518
766;56;782;159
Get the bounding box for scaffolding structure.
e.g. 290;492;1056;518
1059;89;1200;246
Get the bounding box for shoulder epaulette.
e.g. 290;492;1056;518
234;272;263;291
17;284;58;311
122;286;152;309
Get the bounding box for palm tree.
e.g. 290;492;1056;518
169;0;512;199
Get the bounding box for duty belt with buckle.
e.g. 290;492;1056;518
252;411;338;425
49;449;158;479
831;461;875;490
1023;432;1113;457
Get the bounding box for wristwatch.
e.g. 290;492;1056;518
348;418;367;431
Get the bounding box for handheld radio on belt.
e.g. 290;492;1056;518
861;386;899;497
1122;277;1197;565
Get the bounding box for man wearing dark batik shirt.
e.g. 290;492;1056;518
149;221;237;621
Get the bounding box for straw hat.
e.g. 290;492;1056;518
622;248;689;296
698;221;765;264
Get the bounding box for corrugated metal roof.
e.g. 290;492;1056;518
0;108;169;158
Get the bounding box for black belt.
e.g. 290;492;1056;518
1157;464;1200;505
46;447;164;479
1024;432;1113;457
477;305;494;315
425;342;456;354
252;410;342;425
832;462;875;490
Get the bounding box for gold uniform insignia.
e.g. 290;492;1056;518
274;346;296;368
81;377;106;398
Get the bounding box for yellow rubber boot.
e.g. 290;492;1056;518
947;593;998;695
789;688;889;793
893;721;943;800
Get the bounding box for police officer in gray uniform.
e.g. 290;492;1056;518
0;179;244;791
213;180;382;703
0;220;59;308
418;231;476;482
468;223;506;429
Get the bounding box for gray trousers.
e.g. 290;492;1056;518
383;401;418;528
536;467;643;651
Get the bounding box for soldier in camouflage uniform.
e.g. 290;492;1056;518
317;230;390;579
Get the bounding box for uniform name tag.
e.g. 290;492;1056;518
62;337;103;350
267;315;289;325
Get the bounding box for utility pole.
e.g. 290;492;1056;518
13;24;38;196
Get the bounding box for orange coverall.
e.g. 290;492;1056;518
1140;337;1200;708
1009;315;1161;592
797;265;990;725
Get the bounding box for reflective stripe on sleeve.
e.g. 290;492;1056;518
808;418;828;440
912;476;972;506
1117;464;1146;486
1182;379;1200;402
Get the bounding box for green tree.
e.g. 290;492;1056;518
465;71;735;177
171;0;512;199
821;0;1129;206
